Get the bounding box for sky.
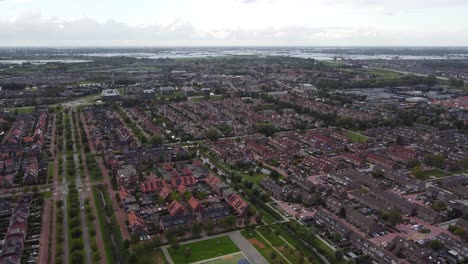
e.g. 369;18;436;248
0;0;467;46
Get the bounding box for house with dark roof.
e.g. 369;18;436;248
140;178;165;193
159;214;193;230
203;203;231;221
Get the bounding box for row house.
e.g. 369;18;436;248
436;233;468;262
352;189;416;215
415;205;446;224
303;156;334;173
226;193;249;216
260;177;287;201
340;153;366;168
386;236;439;264
127;211;148;240
349;233;399;264
367;154;398;171
0;197;31;264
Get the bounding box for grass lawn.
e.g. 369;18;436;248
241;173;266;184
42;191;52;199
366;69;405;78
136;248;169;264
47;162;54;183
8;106;35;114
168;236;240;264
417;169;450;180
345;131;370;142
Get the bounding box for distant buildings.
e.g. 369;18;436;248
101;89;121;102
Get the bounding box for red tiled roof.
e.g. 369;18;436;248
227;193;248;216
167;200;185;216
127;211;145;227
188;197;203;212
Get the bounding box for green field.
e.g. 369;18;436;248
417;169;450;180
366;69;405;78
345;131;370;142
168;236;240;264
134;248;169;264
7;106;35;114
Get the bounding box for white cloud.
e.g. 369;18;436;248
0;1;467;46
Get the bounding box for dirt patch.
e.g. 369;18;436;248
248;238;265;249
277;246;288;252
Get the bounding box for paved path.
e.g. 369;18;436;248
229;231;269;264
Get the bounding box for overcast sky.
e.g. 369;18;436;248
1;0;467;46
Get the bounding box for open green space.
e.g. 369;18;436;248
365;69;405;78
134;248;169;264
417;169;450;180
345;131;369;142
168;236;240;264
7;106;35;114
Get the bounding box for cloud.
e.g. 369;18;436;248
0;11;466;46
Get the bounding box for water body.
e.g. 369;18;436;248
0;59;92;65
77;48;468;61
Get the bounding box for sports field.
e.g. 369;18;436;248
196;252;249;264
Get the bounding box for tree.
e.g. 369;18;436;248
335;249;344;261
428;239;444;250
270;170;281;180
150;133;163;145
255;122;276;137
371;169;384;179
205;221;214;233
338;207;346;218
191;223;201;236
431;200;447;212
271;251;277;260
411;166;425;180
71;251;83;263
386;211;402;227
407;159;421;169
206;128;220;141
424;154;445;168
